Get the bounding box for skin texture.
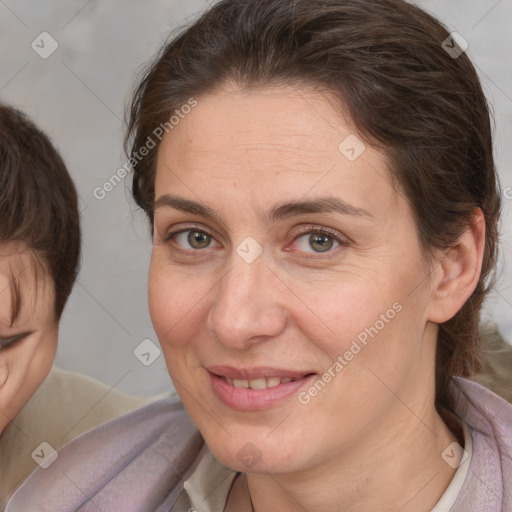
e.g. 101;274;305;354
0;244;58;434
149;85;485;512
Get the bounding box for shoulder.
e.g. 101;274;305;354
17;366;159;443
0;367;158;508
453;376;512;439
451;377;512;510
47;366;158;423
472;325;512;402
6;395;203;512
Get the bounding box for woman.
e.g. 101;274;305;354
7;0;510;510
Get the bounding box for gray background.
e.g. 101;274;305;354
0;0;510;396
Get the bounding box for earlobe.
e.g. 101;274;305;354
428;209;486;323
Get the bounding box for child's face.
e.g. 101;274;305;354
0;244;58;434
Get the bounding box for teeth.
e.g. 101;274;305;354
226;376;297;389
249;378;267;390
266;377;281;388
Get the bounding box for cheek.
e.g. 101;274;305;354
0;332;56;433
148;257;212;350
290;267;427;380
290;277;397;352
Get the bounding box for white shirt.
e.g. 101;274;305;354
431;421;472;511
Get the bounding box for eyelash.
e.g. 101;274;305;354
164;224;348;256
0;332;29;350
164;224;213;245
289;225;347;255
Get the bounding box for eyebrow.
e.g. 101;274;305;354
267;197;372;222
154;194;372;225
154;195;218;221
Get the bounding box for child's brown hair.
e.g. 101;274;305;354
0;104;81;321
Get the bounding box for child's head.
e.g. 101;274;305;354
0;104;81;433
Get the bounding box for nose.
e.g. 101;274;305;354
206;256;287;349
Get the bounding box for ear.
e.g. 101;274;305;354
427;209;486;323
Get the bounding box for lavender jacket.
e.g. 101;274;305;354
6;378;512;511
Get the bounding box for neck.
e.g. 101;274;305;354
240;409;459;512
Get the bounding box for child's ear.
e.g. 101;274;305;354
428;209;486;323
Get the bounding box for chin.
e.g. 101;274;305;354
202;425;305;474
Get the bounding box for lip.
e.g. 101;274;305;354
207;365;316;411
207;365;313;380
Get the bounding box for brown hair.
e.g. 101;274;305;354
0;104;81;320
126;0;501;411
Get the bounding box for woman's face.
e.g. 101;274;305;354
0;245;58;434
149;85;441;474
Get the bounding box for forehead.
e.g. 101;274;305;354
0;245;54;328
155;85;399;219
158;86;351;172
